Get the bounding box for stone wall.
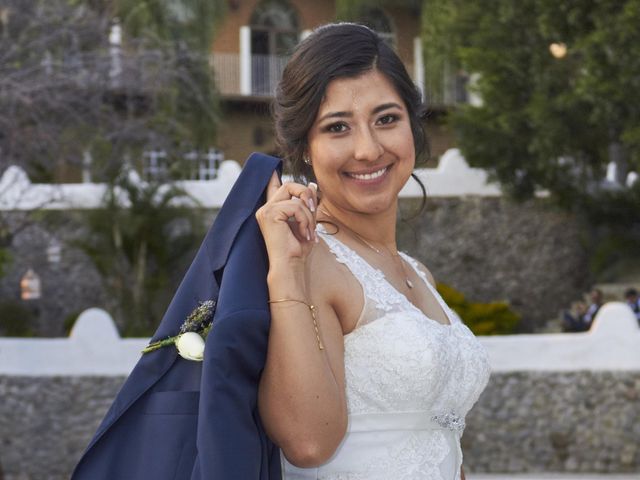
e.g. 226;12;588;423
0;376;125;480
1;306;638;479
464;372;640;474
0;210;212;337
0;211;110;337
1;372;638;479
0;195;590;336
399;196;590;331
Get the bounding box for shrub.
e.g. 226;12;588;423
63;311;82;336
437;283;520;335
0;300;35;337
0;248;11;277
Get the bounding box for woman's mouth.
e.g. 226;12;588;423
345;166;389;182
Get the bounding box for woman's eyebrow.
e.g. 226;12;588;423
317;110;352;122
372;102;403;114
317;102;403;123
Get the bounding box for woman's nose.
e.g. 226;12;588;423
353;126;384;162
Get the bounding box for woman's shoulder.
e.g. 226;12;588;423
307;236;365;334
404;254;437;288
306;237;355;296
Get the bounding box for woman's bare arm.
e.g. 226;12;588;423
256;174;348;467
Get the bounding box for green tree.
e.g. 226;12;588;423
0;0;226;181
423;0;640;278
0;1;226;334
76;170;205;335
81;1;226;334
108;0;226;150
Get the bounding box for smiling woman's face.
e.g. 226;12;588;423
307;69;415;218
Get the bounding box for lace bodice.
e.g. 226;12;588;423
282;225;491;480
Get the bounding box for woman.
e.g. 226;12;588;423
256;23;490;480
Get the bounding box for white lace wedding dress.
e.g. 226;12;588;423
281;225;491;480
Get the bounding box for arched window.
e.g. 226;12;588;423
249;0;299;95
250;0;298;56
358;7;396;49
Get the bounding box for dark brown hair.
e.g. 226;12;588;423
273;22;429;183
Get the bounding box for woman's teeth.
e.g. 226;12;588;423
349;167;387;180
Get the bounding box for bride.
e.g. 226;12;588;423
256;23;490;480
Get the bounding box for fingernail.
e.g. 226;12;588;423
306;228;311;242
309;182;318;191
307;197;315;212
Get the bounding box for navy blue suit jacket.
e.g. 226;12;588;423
72;153;282;480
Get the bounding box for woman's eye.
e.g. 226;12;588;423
326;122;348;133
377;114;398;125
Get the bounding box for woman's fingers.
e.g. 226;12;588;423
265;174;316;217
259;175;320;251
309;182;318;206
258;192;314;235
265;171;282;201
265;180;317;240
269;181;317;207
297;187;316;216
270;198;316;243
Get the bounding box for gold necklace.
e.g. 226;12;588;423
319;208;414;289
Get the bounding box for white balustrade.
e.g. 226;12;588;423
0;302;637;376
0;149;507;211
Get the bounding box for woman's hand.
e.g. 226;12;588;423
255;172;318;266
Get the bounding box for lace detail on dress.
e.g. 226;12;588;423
399;253;461;325
343;311;443;414
317;225;411;316
282;224;491;480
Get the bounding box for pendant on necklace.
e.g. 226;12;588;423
406;278;414;289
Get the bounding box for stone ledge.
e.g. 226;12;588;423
480;303;640;372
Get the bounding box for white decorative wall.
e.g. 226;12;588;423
1;302;637;376
0;149;503;212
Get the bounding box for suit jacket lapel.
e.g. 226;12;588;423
205;153;281;272
83;154;282;454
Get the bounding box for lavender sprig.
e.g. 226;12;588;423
142;300;216;354
179;300;216;334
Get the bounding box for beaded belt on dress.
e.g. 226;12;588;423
347;411;466;436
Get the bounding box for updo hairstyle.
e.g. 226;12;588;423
273;23;428;183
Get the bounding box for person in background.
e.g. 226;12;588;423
563;288;604;332
624;288;640;325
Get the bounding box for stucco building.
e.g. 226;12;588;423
210;0;456;164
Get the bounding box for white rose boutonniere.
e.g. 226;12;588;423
142;300;216;362
175;332;205;361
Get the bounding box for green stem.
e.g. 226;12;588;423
141;323;213;355
142;335;178;354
